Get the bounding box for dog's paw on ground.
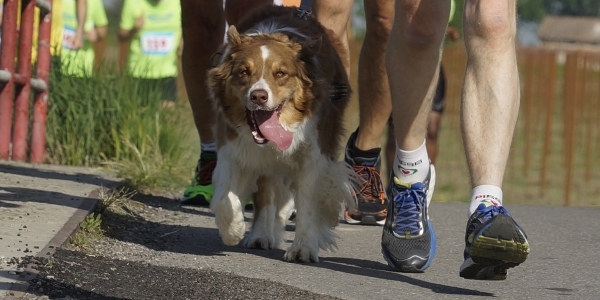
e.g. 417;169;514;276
283;244;319;263
244;234;276;250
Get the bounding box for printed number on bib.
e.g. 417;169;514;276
63;26;76;50
141;32;175;55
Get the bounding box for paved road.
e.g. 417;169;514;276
158;203;600;299
2;161;599;299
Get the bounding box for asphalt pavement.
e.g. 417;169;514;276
1;161;599;299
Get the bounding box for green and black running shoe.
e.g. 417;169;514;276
459;203;530;280
181;152;217;206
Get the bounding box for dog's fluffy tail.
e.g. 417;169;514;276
315;160;357;228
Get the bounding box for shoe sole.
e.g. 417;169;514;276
460;214;530;280
344;211;385;226
181;196;211;206
345;215;385;226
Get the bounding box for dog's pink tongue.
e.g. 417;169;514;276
254;110;293;151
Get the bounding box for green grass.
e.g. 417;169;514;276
69;212;104;248
68;187;142;250
45;59;198;192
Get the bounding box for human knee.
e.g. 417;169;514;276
313;0;352;35
464;0;516;42
365;10;394;42
315;0;352;17
396;1;447;50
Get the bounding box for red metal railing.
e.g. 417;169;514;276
0;0;53;163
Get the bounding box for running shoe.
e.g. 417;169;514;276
181;152;217;206
459;203;530;280
344;132;388;226
381;166;436;272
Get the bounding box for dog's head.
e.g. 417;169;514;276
209;26;322;151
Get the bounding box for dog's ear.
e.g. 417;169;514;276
208;55;233;111
209;55;233;84
208;44;233;95
227;25;242;47
300;36;322;58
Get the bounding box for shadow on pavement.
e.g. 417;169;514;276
318;257;494;297
0;163;119;187
0;187;97;210
99;192;495;297
98;191;281;259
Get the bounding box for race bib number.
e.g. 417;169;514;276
141;32;175;55
62;26;76;50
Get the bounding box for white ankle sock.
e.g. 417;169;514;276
468;185;503;217
201;142;217;153
393;140;430;184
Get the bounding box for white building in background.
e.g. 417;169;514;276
538;16;600;52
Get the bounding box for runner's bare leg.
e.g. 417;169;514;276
461;0;519;188
387;0;450;152
180;0;225;144
312;0;353;75
356;0;395;151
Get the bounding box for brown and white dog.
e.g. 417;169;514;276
207;5;354;263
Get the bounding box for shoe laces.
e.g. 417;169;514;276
466;204;510;239
195;159;217;185
392;182;426;236
352;165;386;203
475;204;509;223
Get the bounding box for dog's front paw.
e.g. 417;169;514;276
216;217;246;246
244;234;276;250
283;243;319;263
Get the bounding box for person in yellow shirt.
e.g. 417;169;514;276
53;0;87;55
118;0;182;102
60;0;108;77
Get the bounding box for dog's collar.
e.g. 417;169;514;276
330;83;349;100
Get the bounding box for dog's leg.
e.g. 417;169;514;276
245;176;294;250
275;188;295;244
210;152;252;246
283;160;333;263
245;176;277;250
283;159;354;263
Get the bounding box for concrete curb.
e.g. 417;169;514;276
2;187;105;300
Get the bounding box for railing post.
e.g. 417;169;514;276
31;0;53;164
11;0;37;161
0;0;20;160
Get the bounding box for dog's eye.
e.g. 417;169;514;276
239;69;249;77
275;71;287;78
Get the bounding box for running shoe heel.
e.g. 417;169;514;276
460;205;530;280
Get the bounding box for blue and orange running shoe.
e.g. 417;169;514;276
381;166;436;272
459;203;530;280
343;131;388;226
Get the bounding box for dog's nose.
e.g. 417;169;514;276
250;89;268;105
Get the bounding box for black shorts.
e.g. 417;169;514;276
133;77;178;102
